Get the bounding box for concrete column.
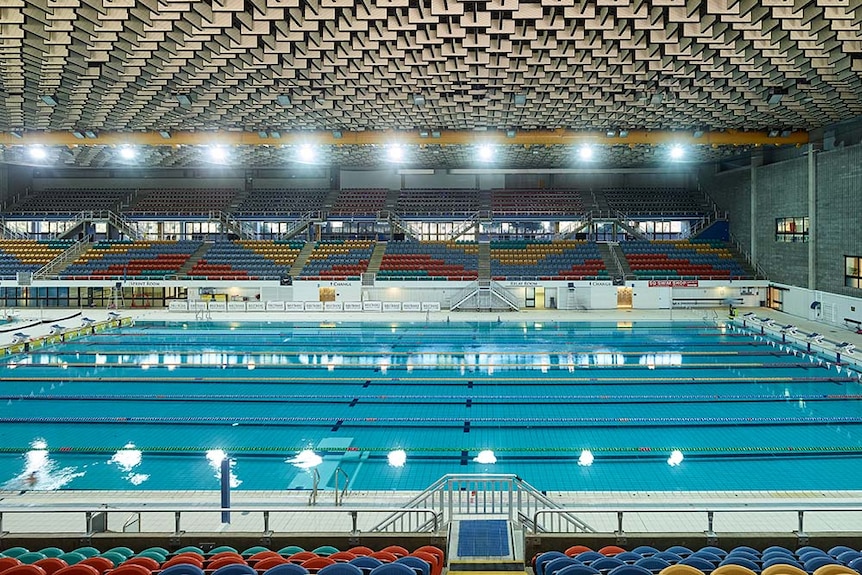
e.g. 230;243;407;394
750;152;763;265
807;145;817;290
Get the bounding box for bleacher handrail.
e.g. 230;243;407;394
0;505;442;536
531;504;862;536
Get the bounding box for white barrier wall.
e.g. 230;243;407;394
773;283;862;328
293;280;362;302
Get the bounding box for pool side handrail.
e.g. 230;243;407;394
369;473;595;533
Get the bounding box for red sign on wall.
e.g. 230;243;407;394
648;279;700;287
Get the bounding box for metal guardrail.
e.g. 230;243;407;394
370;473;593;533
0;506;441;536
532;506;862;542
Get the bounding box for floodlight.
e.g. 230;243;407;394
209;146;228;162
84;130;97;139
40;95;57;106
298;144;316;163
387;145;404;162
258;131;269;138
669;145;685;160
578;145;594;161
618;129;629;138
431;131;441;138
159;130;171;139
513;93;526;106
332;130;343;139
780;129;792;138
119;146;136;160
72;131;85;139
768;129;780;138
477;144;494;162
10;131;23;139
270;131;281;139
413;94;425;107
693;128;705;138
277;94;291;106
606;129;617;138
28;146;47;160
506;129;517;138
175;94;192;107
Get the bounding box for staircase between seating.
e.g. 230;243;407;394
362;241;387;286
447;520;526;575
289;242;317;277
178;242;214;276
609;243;632;279
478;242;491;281
32;239;92;279
598;242;628;281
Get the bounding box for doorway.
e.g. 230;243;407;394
617;286;632;308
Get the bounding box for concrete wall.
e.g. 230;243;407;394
699;166;751;250
816;143;862;296
701;143;862;303
755;156;809;286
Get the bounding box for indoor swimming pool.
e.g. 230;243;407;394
1;319;861;492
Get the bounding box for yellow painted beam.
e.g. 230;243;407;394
0;129;809;147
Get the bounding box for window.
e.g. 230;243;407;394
775;217;809;242
846;256;862;289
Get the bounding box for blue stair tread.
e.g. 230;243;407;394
457;520;510;557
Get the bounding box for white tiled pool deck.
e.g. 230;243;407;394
2;306;862;538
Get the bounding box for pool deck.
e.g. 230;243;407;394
2;306;862;538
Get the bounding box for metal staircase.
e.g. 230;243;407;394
56;210;143;241
449;211;486;241
380;210;420;241
557;213;593;240
277;211;323;241
450;280;519;311
0;219;29;239
369;473;594;533
209;210;256;240
32;239;91;279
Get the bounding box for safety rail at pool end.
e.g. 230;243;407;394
0;506;441;538
531;505;862;545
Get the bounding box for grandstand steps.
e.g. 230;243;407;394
289;242;317;277
605;243;632;280
177;242;213;276
227;183;253;211
323;188;341;209
33;240;91;279
366;241;387;274
385;188;401;210
591;188;610;212
478;242;491;281
479;189;493;212
447;520;525;575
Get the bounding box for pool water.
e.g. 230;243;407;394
2;319;862;492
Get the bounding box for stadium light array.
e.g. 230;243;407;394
578;145;594;161
119;146;137;160
669;145;685;160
